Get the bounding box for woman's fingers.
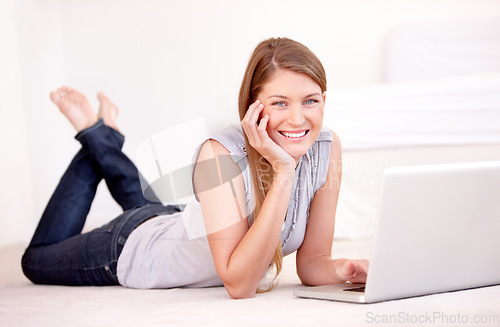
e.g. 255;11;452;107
242;100;263;127
336;259;369;283
337;260;356;280
242;100;265;146
359;259;369;274
250;100;264;123
256;114;269;135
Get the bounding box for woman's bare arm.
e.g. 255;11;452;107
194;139;294;299
296;132;368;285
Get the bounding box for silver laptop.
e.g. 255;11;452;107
294;161;500;303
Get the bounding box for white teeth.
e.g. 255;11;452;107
281;131;306;138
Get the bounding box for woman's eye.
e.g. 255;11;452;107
272;101;287;107
304;99;319;105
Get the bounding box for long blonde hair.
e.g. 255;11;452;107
238;37;327;292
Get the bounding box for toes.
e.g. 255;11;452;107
59;86;71;96
52;86;72;101
97;91;118;114
97;91;108;102
49;91;59;104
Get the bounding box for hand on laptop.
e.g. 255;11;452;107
335;259;369;284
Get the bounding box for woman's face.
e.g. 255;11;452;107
257;69;325;162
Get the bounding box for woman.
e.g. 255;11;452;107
22;37;368;299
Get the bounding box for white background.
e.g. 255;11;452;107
1;0;500;247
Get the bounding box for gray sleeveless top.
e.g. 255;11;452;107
211;125;333;256
117;125;332;289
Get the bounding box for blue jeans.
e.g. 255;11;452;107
22;119;180;286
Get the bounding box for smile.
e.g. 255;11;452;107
279;130;309;138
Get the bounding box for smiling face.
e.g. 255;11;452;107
257;69;325;162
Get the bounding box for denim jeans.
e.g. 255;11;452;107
22;119;179;286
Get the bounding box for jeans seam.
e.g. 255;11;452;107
111;206;143;263
22;262;116;273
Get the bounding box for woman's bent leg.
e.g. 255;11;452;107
28;148;101;248
23;86;163;286
76;119;159;210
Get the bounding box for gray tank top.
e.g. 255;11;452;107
117;125;333;289
211;125;333;256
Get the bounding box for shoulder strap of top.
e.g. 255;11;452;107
209;125;255;221
209;125;248;164
317;127;334;142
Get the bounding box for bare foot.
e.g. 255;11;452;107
50;86;98;132
97;91;120;132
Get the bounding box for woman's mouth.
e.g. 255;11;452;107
278;130;309;139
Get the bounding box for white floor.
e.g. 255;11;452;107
2;239;500;327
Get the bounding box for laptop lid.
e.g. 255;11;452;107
366;161;500;302
295;161;500;303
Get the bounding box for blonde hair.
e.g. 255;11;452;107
238;37;327;292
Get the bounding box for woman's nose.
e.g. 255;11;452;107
287;105;305;125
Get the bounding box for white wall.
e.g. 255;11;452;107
0;0;35;246
2;0;500;246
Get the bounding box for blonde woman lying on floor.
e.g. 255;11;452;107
22;37;368;299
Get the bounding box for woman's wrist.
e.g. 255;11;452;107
271;158;296;176
272;168;296;191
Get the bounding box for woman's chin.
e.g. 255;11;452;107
284;146;311;163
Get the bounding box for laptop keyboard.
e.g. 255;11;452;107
343;286;366;293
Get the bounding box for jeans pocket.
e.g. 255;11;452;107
105;261;119;282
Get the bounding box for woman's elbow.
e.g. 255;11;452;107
296;257;320;286
297;273;316;287
215;267;258;299
224;281;257;299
